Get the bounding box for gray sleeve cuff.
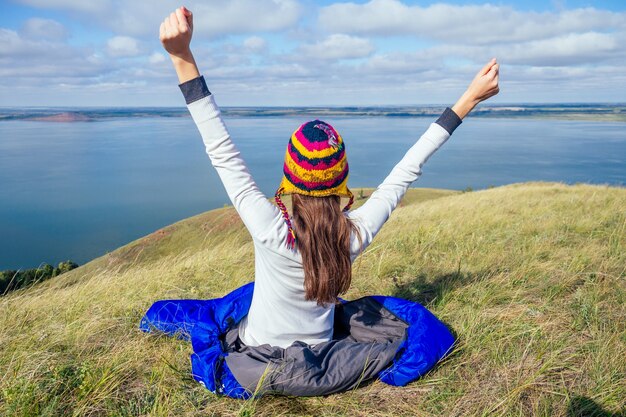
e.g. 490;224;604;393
178;75;211;104
435;107;463;135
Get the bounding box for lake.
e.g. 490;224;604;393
1;114;624;270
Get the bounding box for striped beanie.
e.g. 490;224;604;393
275;119;354;250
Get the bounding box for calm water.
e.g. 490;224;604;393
1;115;624;270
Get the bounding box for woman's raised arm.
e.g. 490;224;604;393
347;59;500;258
159;7;282;241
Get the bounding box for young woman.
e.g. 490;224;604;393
149;6;499;396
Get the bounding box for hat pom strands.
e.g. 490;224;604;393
274;187;297;250
343;189;354;213
275;120;355;250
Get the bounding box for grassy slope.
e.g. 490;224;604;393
0;183;624;417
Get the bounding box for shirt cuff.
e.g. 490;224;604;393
435;107;463;135
178;75;211;105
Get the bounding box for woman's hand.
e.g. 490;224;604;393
159;6;200;84
466;58;500;103
160;6;193;57
452;58;500;120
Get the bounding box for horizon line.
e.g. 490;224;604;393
2;101;626;109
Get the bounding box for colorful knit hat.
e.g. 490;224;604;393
275;119;354;250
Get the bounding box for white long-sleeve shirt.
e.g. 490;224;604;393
179;76;462;348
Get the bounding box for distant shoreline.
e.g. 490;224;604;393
1;104;625;122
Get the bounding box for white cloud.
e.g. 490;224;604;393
14;0;302;38
148;52;167;64
408;31;626;68
485;32;625;66
243;36;268;53
19;18;68;41
356;49;446;76
0;29;146;87
106;36;140;57
0;28;74;58
319;0;626;44
0;28;28;55
3;1;626;105
298;34;374;60
16;0;107;13
191;0;302;37
340;29;626;80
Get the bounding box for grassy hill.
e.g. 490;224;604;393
1;182;624;417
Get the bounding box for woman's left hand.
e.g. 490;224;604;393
452;58;500;119
159;6;194;58
160;6;199;83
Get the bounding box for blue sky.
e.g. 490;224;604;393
1;0;625;106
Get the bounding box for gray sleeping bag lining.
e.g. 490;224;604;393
222;296;409;397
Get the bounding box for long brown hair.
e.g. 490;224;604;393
291;193;362;306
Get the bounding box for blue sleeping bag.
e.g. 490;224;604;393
139;282;455;398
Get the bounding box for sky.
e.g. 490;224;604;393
1;0;625;106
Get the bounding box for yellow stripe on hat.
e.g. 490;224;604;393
290;132;344;159
307;174;351;197
279;170;351;198
284;149;347;183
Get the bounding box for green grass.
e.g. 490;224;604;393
1;182;624;416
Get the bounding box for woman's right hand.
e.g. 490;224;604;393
159;6;194;58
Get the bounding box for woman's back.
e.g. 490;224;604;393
235;209;377;348
237;233;335;348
